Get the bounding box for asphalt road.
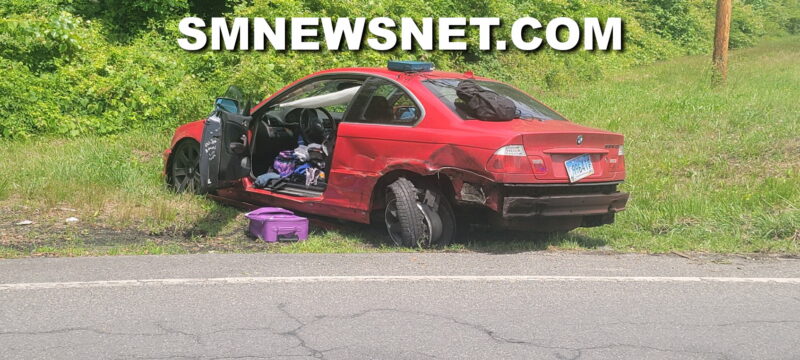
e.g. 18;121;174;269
1;253;799;359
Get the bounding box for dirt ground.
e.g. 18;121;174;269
0;203;280;257
3;202;798;263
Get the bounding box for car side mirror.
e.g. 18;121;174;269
215;98;239;113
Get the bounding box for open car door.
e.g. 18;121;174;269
199;87;253;193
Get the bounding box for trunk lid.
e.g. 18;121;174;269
518;121;623;181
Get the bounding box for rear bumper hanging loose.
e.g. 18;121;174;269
502;192;629;218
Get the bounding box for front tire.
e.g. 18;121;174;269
169;140;202;194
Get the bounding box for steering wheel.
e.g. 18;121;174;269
299;107;335;144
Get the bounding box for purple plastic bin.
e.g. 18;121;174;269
245;207;308;242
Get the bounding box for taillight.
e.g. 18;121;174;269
610;145;623;171
487;145;532;173
530;156;548;175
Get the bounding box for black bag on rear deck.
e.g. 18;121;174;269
455;80;517;121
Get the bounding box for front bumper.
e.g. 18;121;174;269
162;148;172;177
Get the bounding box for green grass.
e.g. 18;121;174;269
1;38;798;257
539;37;800;253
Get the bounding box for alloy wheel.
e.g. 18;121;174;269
384;198;404;246
172;141;201;194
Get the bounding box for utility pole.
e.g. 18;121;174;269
712;0;732;85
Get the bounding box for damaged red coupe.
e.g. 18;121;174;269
164;61;629;247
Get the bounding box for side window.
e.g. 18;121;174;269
344;78;421;125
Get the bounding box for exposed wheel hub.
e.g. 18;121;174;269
417;203;443;247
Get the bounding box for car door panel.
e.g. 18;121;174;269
199;111;251;193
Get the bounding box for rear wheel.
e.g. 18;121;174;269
385;178;423;247
170;140;202;194
384;178;456;248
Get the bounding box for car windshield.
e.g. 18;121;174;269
423;79;565;121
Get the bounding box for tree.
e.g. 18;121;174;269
712;0;732;85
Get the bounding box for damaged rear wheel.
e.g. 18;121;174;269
384;177;455;248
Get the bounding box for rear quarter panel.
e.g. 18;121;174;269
326;78;509;212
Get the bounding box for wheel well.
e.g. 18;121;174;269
369;170;456;213
166;138;199;185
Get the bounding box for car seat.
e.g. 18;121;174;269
364;96;393;123
251;120;296;177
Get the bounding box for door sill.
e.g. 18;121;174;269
272;187;324;198
246;183;325;199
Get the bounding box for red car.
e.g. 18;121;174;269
164;62;629;247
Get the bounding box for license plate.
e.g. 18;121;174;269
565;154;594;182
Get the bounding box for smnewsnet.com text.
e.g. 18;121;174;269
177;17;623;52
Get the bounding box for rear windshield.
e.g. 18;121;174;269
423;79;565;121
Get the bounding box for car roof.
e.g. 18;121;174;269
309;67;493;82
251;66;497;112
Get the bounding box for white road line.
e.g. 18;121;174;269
1;275;799;290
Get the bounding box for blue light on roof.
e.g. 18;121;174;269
388;61;434;72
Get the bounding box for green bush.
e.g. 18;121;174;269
0;0;798;139
0;10;91;72
729;2;767;48
70;0;189;40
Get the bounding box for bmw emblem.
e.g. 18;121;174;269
576;135;584;145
